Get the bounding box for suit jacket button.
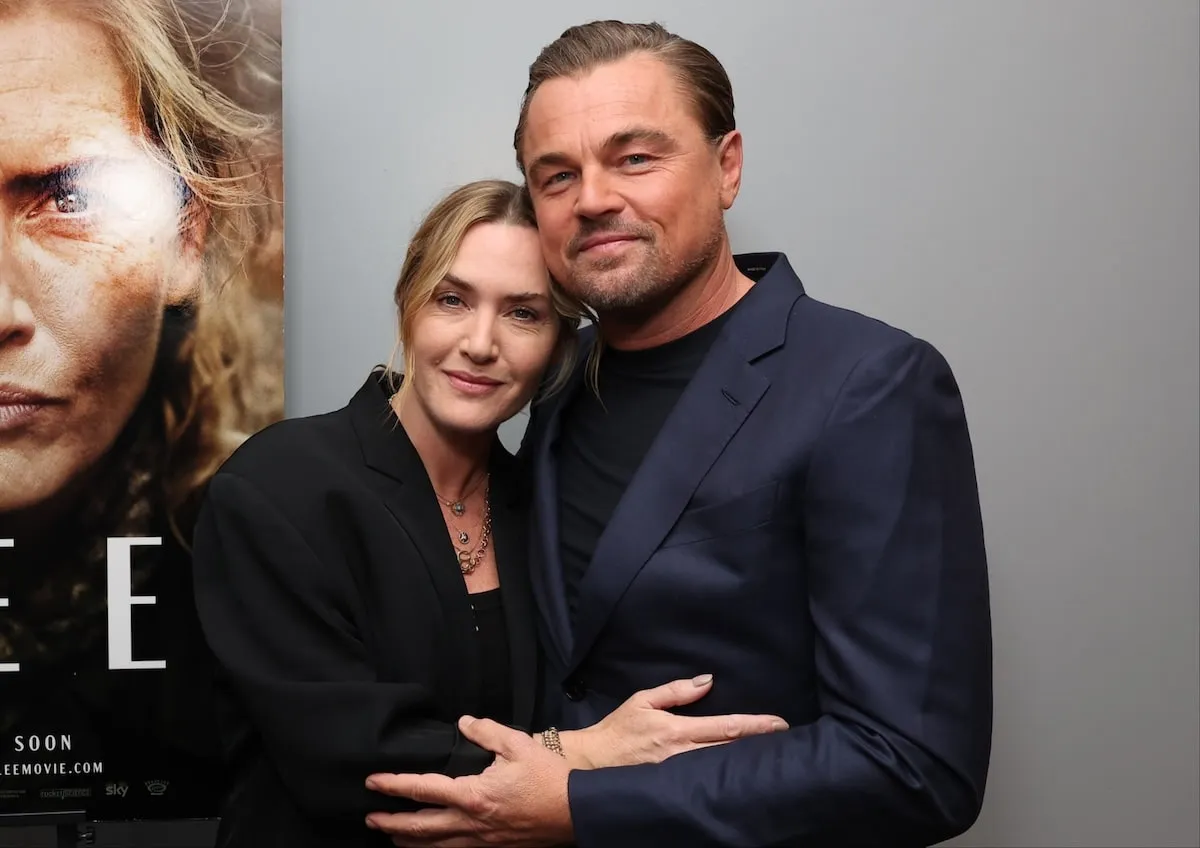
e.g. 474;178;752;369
563;676;586;701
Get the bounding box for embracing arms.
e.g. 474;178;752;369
192;471;788;828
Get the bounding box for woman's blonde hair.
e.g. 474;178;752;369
387;179;591;409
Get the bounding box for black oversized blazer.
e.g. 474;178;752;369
191;369;539;848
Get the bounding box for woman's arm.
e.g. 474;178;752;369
542;677;791;770
192;470;491;825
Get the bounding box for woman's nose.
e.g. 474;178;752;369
460;315;498;363
0;251;36;348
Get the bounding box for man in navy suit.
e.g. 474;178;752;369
369;19;993;847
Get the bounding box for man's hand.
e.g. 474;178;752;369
366;716;574;847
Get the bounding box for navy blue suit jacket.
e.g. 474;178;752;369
520;253;992;847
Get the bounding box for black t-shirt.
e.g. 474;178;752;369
555;308;734;624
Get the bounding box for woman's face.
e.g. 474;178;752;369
402;222;561;437
0;7;202;515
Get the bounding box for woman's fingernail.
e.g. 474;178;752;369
692;673;713;686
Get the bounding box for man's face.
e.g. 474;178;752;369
521;54;740;316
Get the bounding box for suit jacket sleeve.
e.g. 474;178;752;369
566;337;993;848
191;471;493;824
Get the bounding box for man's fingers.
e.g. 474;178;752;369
366;772;463;805
679;713;790;743
366;806;462;838
636;674;715;710
365;807;486;847
455;714;526;759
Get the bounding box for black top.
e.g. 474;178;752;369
191;370;538;848
468;588;512;727
556;309;735;623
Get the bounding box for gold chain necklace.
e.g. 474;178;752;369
455;482;491;575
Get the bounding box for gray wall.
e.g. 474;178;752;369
280;2;1200;847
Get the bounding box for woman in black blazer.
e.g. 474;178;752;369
190;180;784;847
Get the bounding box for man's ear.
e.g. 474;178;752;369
716;130;744;210
166;193;209;305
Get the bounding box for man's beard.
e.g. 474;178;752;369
563;217;724;317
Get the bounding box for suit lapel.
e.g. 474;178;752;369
566;347;767;672
527;348;593;668
349;372;479;716
567;255;804;673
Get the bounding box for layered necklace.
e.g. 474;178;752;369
388;391;492;575
435;472;491;575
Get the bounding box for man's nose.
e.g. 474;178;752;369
574;167;623;220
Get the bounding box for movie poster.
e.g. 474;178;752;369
0;0;283;824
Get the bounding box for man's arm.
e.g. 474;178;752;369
566;337;994;847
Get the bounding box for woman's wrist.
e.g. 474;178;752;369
554;729;596;770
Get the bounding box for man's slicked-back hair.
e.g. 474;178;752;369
513;20;735;173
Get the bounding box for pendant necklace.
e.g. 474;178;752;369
435;471;487;518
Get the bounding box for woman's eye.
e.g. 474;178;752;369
30;182;95;219
52;188;90;214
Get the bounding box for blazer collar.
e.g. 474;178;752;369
348;369;524;509
723;251;805;361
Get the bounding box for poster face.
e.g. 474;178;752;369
0;0;283;823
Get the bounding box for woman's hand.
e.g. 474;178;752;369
555;674;789;769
